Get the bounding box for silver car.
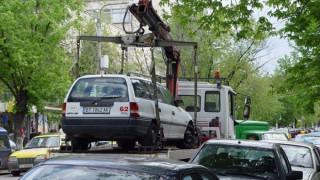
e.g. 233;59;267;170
265;140;320;180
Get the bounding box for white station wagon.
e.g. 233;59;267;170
61;74;197;150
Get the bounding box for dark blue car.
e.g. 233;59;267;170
0;127;11;170
20;154;219;180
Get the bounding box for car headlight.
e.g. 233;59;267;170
35;155;48;160
8;156;17;162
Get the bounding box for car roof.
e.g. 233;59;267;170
40;154;207;174
204;139;277;149
0;127;8;135
262;140;316;148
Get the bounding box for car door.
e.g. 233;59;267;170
312;147;320;180
159;85;187;139
144;81;172;137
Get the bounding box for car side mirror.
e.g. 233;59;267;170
286;170;303;180
316;165;320;172
243;105;250;119
176;99;184;107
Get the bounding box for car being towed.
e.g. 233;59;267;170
189;139;303;180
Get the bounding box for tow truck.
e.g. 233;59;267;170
61;0;252;159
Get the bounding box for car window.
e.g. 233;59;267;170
205;91;220;112
280;144;313;168
0;135;10;150
313;147;320;166
191;144;280;179
263;133;288;141
131;79;152;100
24;136;60;149
178;95;201;112
279;149;290;174
20;165;158;180
68;77;128;100
159;86;176;106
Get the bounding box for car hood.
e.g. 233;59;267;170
10;148;54;158
292;166;314;180
218;175;269;180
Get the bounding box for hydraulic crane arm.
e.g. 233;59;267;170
129;0;181;99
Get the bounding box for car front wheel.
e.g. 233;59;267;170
11;171;21;176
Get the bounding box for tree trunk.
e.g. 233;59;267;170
13;89;29;142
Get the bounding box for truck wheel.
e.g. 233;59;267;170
139;123;157;147
117;140;136;150
11;171;21;176
177;124;195;149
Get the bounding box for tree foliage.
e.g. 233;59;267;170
0;0;83;139
267;0;320;115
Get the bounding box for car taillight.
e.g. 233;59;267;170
130;102;140;117
62;103;66;117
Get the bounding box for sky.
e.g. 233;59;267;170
254;6;293;74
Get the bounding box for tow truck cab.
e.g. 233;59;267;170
177;81;237;139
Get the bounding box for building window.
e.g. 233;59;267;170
104;8;131;24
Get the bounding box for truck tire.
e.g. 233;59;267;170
11;171;21;176
117;140;136;150
177;124;196;149
139;123;157;147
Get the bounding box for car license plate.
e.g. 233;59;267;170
83;107;110;114
19;164;33;168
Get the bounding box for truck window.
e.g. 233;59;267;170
228;92;235;119
178;95;201;112
205;91;220;112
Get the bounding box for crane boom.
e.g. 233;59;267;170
129;0;181;99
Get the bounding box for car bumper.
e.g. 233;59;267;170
61;117;151;140
8;159;44;172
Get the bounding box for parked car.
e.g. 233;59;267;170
238;130;289;141
19;154;220;180
0;127;11;170
265;140;320;180
189;139;303;180
7;133;70;176
294;134;320;149
289;129;301;139
61;74;199;150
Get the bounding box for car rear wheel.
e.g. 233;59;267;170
11;171;21;176
177;124;196;149
139;123;158;147
117;140;136;150
71;137;90;151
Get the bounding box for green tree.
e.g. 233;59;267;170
0;0;83;140
267;0;320;115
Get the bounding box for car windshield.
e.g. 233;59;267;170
191;144;280;179
0;135;10;150
280;144;313;168
20;165;158;180
24;136;60;149
294;135;320;145
262;133;288;141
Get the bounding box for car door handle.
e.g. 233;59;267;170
172;111;175;115
158;108;161;112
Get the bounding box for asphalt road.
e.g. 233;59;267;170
0;170;24;180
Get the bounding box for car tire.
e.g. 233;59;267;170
139;123;158;147
117;140;136;150
11;171;21;176
71;137;89;151
177;124;196;149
